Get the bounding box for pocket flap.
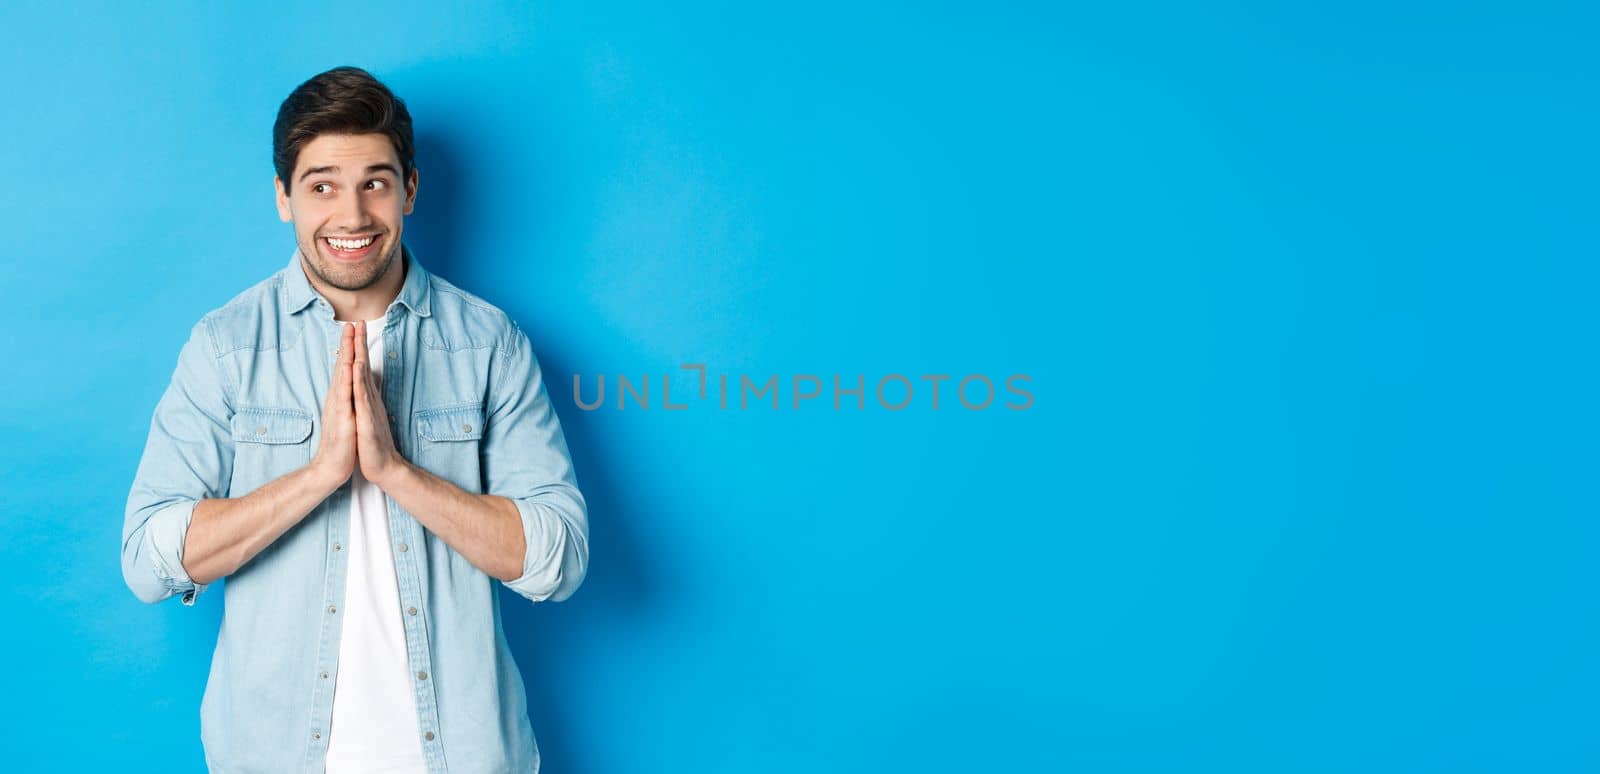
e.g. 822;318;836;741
416;403;485;442
232;407;314;444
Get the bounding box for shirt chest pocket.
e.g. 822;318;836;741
414;402;485;494
229;406;314;496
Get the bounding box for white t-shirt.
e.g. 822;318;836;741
325;315;429;773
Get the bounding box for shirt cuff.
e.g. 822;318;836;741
144;500;210;606
501;498;570;602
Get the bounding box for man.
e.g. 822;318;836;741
120;66;589;774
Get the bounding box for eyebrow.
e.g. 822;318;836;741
298;163;402;183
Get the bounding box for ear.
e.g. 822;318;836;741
274;176;292;223
403;167;419;216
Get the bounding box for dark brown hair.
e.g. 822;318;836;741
273;66;415;195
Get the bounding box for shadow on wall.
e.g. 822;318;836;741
408;128;662;772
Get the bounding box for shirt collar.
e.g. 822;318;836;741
282;242;433;318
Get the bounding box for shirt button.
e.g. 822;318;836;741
327;604;337;614
417;670;428;681
255;426;267;435
387;350;398;359
313;731;322;740
462;423;473;433
320;671;329;679
332;542;342;552
398;543;408;553
407;606;417;616
424;732;435;741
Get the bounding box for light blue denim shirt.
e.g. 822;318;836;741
121;245;589;773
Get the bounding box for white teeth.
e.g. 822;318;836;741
327;236;375;250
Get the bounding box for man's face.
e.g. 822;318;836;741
275;132;418;292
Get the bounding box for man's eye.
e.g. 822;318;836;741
366;180;389;191
312;183;332;195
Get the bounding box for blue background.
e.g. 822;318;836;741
1;1;1594;771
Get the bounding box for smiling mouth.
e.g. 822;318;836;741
322;234;380;260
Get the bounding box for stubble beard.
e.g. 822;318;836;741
302;237;399;293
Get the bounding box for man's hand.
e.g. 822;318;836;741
308;322;358;489
352;319;409;488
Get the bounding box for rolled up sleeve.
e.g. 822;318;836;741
122;318;234;606
482;321;590;604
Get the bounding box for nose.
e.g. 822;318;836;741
332;188;372;231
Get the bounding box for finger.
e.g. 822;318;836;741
337;324;354;401
351;322;368;408
352;356;370;424
341;321;354;366
366;358;381;403
353;321;368;372
370;374;388;432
